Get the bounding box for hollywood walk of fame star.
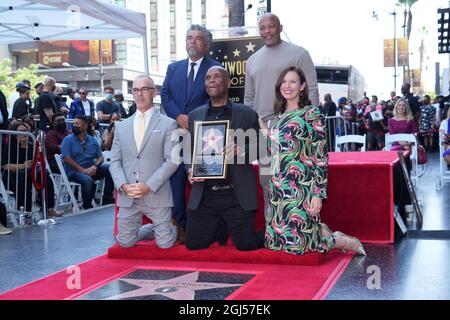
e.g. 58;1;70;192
245;42;256;52
233;49;241;57
202;128;224;153
104;272;242;300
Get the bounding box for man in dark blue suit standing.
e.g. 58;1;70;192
161;25;221;239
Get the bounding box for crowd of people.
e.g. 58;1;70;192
321;84;450;155
0;77;135;235
2;12;449;263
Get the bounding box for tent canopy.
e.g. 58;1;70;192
0;0;146;43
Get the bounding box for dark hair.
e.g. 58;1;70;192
86;115;98;134
103;85;114;93
11;120;31;132
34;82;44;89
52;112;65;123
74;115;88;124
187;24;213;47
274;66;310;114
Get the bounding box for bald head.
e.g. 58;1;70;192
258;13;283;47
44;76;56;93
259;13;281;27
132;74;157;112
208;66;230;80
205;66;231;102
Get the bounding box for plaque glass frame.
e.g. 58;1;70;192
191;120;230;179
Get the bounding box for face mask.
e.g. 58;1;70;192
72;126;82;136
55;121;66;132
105;93;113;101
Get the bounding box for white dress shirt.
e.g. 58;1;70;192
187;56;204;81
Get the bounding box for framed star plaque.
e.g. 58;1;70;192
192;120;230;179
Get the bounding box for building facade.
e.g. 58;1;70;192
6;0;228;105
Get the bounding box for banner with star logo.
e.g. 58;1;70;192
210;37;264;104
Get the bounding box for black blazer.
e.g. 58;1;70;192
187;101;261;212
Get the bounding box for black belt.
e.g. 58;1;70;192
208;184;234;191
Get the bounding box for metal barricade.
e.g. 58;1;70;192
325;116;365;152
0;130;40;227
65;118;109;142
325;116;353;151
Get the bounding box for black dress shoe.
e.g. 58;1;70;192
102;197;115;205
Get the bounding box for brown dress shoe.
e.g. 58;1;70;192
48;208;64;217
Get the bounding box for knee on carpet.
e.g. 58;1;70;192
235;242;258;251
116;238;137;248
185;239;210;251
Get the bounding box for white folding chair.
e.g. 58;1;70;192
335;134;366;152
0;180;18;227
102;150;112;163
54;154;82;214
384;133;420;186
438;133;450;190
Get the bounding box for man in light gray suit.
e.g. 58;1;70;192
109;74;179;248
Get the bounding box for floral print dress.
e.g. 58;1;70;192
265;106;335;255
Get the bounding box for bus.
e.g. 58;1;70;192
315;64;365;105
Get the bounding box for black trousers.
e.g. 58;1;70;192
185;188;264;251
0;202;6;226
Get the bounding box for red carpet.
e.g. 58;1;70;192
0;250;353;300
114;151;399;244
108;241;324;265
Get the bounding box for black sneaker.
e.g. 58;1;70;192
102;197;115;205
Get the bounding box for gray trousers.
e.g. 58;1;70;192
116;200;177;249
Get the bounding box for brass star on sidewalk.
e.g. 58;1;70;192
103;272;242;300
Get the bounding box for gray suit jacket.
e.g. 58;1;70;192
109;110;179;210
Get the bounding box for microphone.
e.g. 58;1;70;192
241;4;253;26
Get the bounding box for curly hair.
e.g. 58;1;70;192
274;66;310;114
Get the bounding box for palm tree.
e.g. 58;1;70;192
397;0;418;83
228;0;245;27
398;0;418;39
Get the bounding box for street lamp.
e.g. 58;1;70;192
95;64;105;92
373;9;399;94
390;10;398;94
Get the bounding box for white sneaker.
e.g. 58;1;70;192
0;223;12;235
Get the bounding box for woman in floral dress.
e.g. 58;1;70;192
264;66;365;256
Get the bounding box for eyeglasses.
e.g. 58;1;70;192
132;87;155;94
79;92;87;95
